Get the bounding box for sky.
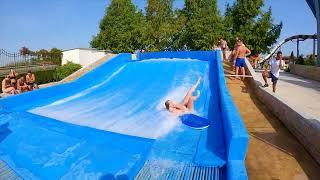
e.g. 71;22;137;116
0;0;317;55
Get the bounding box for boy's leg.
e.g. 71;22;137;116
186;91;201;111
182;78;201;105
186;91;199;110
186;98;195;111
3;87;15;94
273;83;276;93
272;76;278;93
235;67;239;79
262;71;269;86
241;67;245;80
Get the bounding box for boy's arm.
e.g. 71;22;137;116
245;47;251;57
279;60;284;69
16;80;21;89
32;74;36;82
1;80;5;90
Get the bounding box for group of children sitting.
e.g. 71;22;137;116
1;69;38;96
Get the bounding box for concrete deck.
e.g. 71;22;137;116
255;71;320;120
224;63;320;179
248;63;320;165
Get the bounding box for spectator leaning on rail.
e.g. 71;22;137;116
262;51;284;93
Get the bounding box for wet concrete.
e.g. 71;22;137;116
223;63;320;180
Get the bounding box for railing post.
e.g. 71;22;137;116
297;39;300;58
314;0;320;66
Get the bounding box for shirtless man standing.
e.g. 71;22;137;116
233;39;251;80
165;77;201;115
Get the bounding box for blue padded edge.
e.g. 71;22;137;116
214;50;249;180
0;53;132;111
226;160;248;180
137;51;214;61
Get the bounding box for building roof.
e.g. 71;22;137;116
62;48;113;53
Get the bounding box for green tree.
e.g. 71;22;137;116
37;49;49;60
144;0;177;51
90;0;145;53
180;0;224;50
305;55;316;66
19;46;30;56
225;0;282;55
170;9;188;50
49;48;63;65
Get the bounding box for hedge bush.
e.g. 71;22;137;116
55;61;82;81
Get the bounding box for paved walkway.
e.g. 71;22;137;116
224;63;320;180
255;70;320;120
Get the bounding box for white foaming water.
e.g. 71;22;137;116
30;84;189;140
43;65;127;107
30;60;208;140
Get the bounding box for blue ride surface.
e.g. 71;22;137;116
0;51;248;180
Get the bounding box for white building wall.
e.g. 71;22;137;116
62;49;80;65
78;49;107;67
62;48;110;67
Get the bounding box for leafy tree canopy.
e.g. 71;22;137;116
91;0;282;55
90;0;145;53
225;0;282;55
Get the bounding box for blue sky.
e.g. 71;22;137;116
0;0;317;55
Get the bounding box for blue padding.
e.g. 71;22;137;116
0;111;153;179
214;51;249;180
0;53;131;111
0;50;249;179
226;160;248;180
180;114;210;129
137;51;215;61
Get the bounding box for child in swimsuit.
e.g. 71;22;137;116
165;77;201;115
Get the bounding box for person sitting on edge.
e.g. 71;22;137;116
262;51;284;93
8;68;18;86
26;70;39;90
2;75;16;95
17;76;29;93
10;77;18;92
165;77;201;115
8;69;18;79
233;39;251;80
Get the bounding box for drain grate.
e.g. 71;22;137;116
0;160;22;180
135;161;224;180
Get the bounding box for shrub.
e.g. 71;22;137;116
305;55;316;66
35;69;58;83
295;55;305;65
55;61;82;81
